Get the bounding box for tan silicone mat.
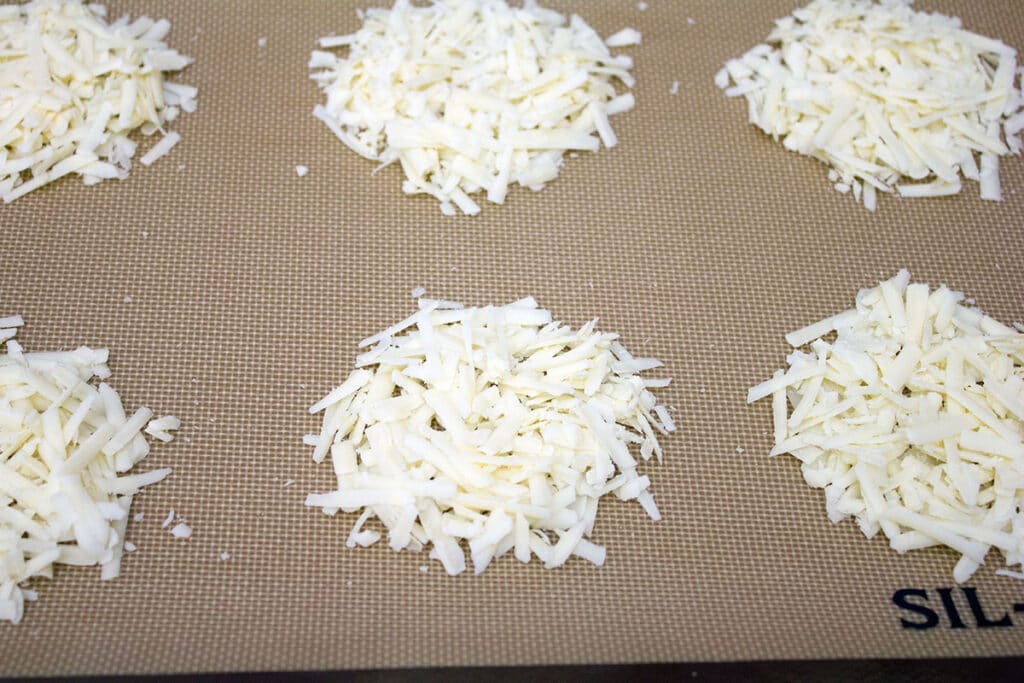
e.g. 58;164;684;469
2;0;1024;676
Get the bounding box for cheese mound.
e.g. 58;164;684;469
748;271;1024;582
304;297;674;574
0;0;196;203
716;0;1024;211
309;0;638;215
0;318;178;624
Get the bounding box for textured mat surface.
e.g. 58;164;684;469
2;0;1023;676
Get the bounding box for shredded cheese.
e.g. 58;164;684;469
0;319;178;624
605;28;641;48
716;0;1024;210
0;1;196;203
309;0;638;215
303;297;675;574
169;522;191;539
749;271;1024;582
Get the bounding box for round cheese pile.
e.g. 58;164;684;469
0;317;178;624
716;0;1024;211
303;297;675;574
748;271;1024;582
0;0;197;203
309;0;639;216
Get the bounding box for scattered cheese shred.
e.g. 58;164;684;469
0;319;178;624
303;297;675;574
139;132;180;167
0;0;196;203
716;0;1024;210
309;0;638;215
748;271;1024;582
605;28;641;48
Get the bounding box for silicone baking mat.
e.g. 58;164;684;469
2;0;1023;676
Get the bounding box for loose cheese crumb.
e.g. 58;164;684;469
996;569;1024;581
309;0;638;215
716;0;1024;210
145;415;180;443
139;132;181;167
170;522;191;539
749;271;1024;582
303;297;674;574
605;28;641;48
0;1;196;203
0;319;177;624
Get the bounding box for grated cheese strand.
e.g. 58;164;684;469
716;0;1024;211
303;297;675;574
749;271;1024;583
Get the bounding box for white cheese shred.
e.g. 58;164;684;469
605;28;641;48
303;297;674;574
0;1;196;203
0;319;178;624
309;0;639;215
716;0;1024;210
170;522;192;539
749;271;1024;583
139;133;181;167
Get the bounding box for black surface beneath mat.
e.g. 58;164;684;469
40;658;1024;683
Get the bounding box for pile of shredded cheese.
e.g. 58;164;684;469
304;297;675;574
0;317;179;624
716;0;1024;210
748;271;1024;582
0;0;196;203
309;0;639;215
